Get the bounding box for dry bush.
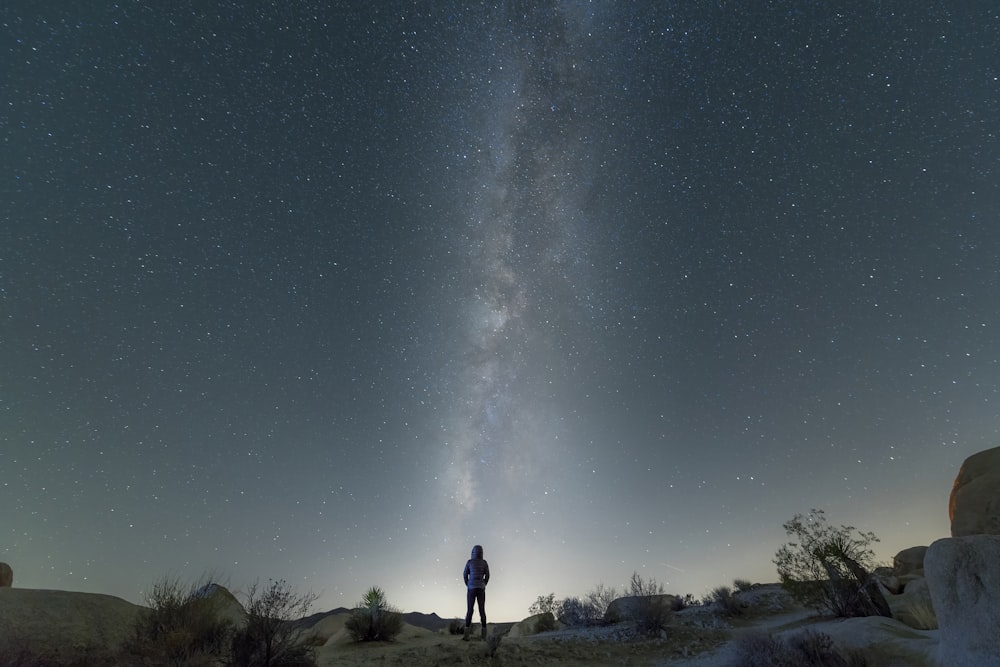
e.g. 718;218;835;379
448;618;465;635
733;578;755;593
586;583;619;621
557;596;601;626
732;630;869;667
230;578;317;667
629;572;671;637
528;593;557;615
124;575;233;666
708;585;745;617
485;631;503;657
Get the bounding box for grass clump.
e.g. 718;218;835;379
732;630;868;667
345;586;403;642
484;631;503;657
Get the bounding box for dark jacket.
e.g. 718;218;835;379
463;545;490;590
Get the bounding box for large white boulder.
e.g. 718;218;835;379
925;535;1000;667
507;612;561;638
949;446;1000;536
780;616;938;667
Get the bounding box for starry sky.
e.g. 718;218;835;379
3;2;999;622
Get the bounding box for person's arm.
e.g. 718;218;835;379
463;561;470;585
484;561;490;585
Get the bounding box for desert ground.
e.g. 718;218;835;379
302;585;937;666
0;581;942;666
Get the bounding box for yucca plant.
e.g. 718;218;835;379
345;586;403;642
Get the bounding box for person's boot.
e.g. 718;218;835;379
462;625;470;641
481;625;488;640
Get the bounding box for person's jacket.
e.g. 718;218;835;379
463;545;490;589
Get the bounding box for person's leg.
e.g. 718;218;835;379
463;588;474;639
465;588;475;626
477;588;487;637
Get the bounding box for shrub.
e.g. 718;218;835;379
629;571;665;598
708;585;744;617
633;596;671;637
557;596;601;626
448;618;465;635
124;575;233;665
529;593;557;616
230;578;317;667
671;593;698;611
628;572;671;637
773;509;890;618
733;578;755;593
732;631;798;667
345;586;403;642
586;583;618;622
485;632;503;657
732;630;869;667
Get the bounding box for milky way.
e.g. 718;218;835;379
3;2;999;621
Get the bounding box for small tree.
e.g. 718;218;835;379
585;583;618;621
556;596;600;626
345;586;403;642
528;593;557;616
628;571;671;637
774;510;890;618
231;578;317;667
629;571;665;598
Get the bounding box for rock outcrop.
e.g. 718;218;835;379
0;563;11;587
0;588;143;664
892;545;927;577
605;594;677;623
884;577;936;630
925;534;1000;667
507;612;560;638
949;445;1000;536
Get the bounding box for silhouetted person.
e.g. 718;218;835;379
462;544;490;640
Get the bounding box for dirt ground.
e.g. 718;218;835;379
313;586;812;666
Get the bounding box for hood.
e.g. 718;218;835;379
471;544;484;559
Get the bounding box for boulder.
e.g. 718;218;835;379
892;546;927;576
605;594;677;623
507;612;561;638
925;535;1000;666
780;616;937;667
0;563;11;587
949;445;1000;536
193;582;246;627
885;577;937;630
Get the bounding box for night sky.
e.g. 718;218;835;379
3;2;999;622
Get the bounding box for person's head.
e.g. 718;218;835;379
471;544;484;559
